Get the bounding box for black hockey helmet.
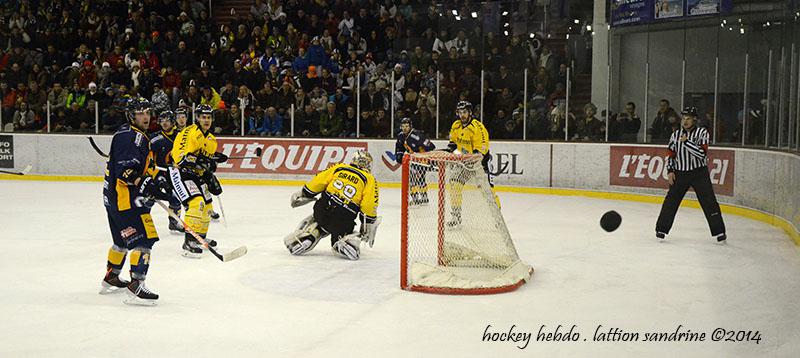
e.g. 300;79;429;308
126;97;152;122
456;100;472;113
196;103;214;117
681;106;698;118
159;110;175;123
175;106;189;117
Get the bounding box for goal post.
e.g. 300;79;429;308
400;151;533;294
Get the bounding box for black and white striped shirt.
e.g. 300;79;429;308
667;126;709;172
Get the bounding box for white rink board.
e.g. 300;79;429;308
4;133;797;234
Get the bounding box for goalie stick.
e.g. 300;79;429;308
155;200;247;262
0;164;32;176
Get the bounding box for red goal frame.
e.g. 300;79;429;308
400;153;531;295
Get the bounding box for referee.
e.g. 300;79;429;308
655;107;727;243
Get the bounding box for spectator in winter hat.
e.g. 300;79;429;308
86;82;103;103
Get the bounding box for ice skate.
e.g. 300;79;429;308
123;279;158;306
168;217;185;233
99;271;129;295
182;236;204;258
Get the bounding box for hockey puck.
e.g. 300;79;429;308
600;210;622;232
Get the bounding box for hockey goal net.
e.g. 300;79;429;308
400;151;533;294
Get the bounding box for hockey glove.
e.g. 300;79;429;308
196;155;217;173
290;190;316;208
207;173;223;195
139;175;171;201
360;216;381;248
445;142;457;153
177;153;199;169
212;152;229;163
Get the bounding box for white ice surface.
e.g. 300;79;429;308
0;181;798;357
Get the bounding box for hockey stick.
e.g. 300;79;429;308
155;200;247;262
88;137;108;158
214;194;227;228
155;165;225;228
226;147;263;159
0;165;32;176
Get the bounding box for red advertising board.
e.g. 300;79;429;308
216;138;368;175
609;146;735;196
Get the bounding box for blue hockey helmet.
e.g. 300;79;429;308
126;97;152;122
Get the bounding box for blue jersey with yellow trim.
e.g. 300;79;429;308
103;124;155;212
395;129;435;163
149;128;177;169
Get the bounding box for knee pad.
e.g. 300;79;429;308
129;247;152;280
185;197;211;235
284;215;326;255
331;234;361;260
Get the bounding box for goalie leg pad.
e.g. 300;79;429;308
331;234;361;260
284;215;326;255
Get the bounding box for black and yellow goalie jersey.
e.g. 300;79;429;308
302;163;379;223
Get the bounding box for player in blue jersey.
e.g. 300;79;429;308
395;117;435;205
150;110;185;233
100;97;171;305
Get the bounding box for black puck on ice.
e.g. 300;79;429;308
600;211;622;232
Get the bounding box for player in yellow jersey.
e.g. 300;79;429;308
284;150;380;260
445;101;499;227
169;104;228;258
446;100;491;171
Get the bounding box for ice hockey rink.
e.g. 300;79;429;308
0;180;798;357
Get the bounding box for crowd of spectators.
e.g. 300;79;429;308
0;0;607;142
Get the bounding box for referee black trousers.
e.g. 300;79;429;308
655;166;726;236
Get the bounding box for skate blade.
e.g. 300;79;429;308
123;292;158;306
98;283;125;295
181;250;203;259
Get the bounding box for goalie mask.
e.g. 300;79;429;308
350;150;373;173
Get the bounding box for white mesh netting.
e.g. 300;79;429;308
401;152;533;294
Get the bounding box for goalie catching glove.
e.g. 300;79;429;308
290;190;316;208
